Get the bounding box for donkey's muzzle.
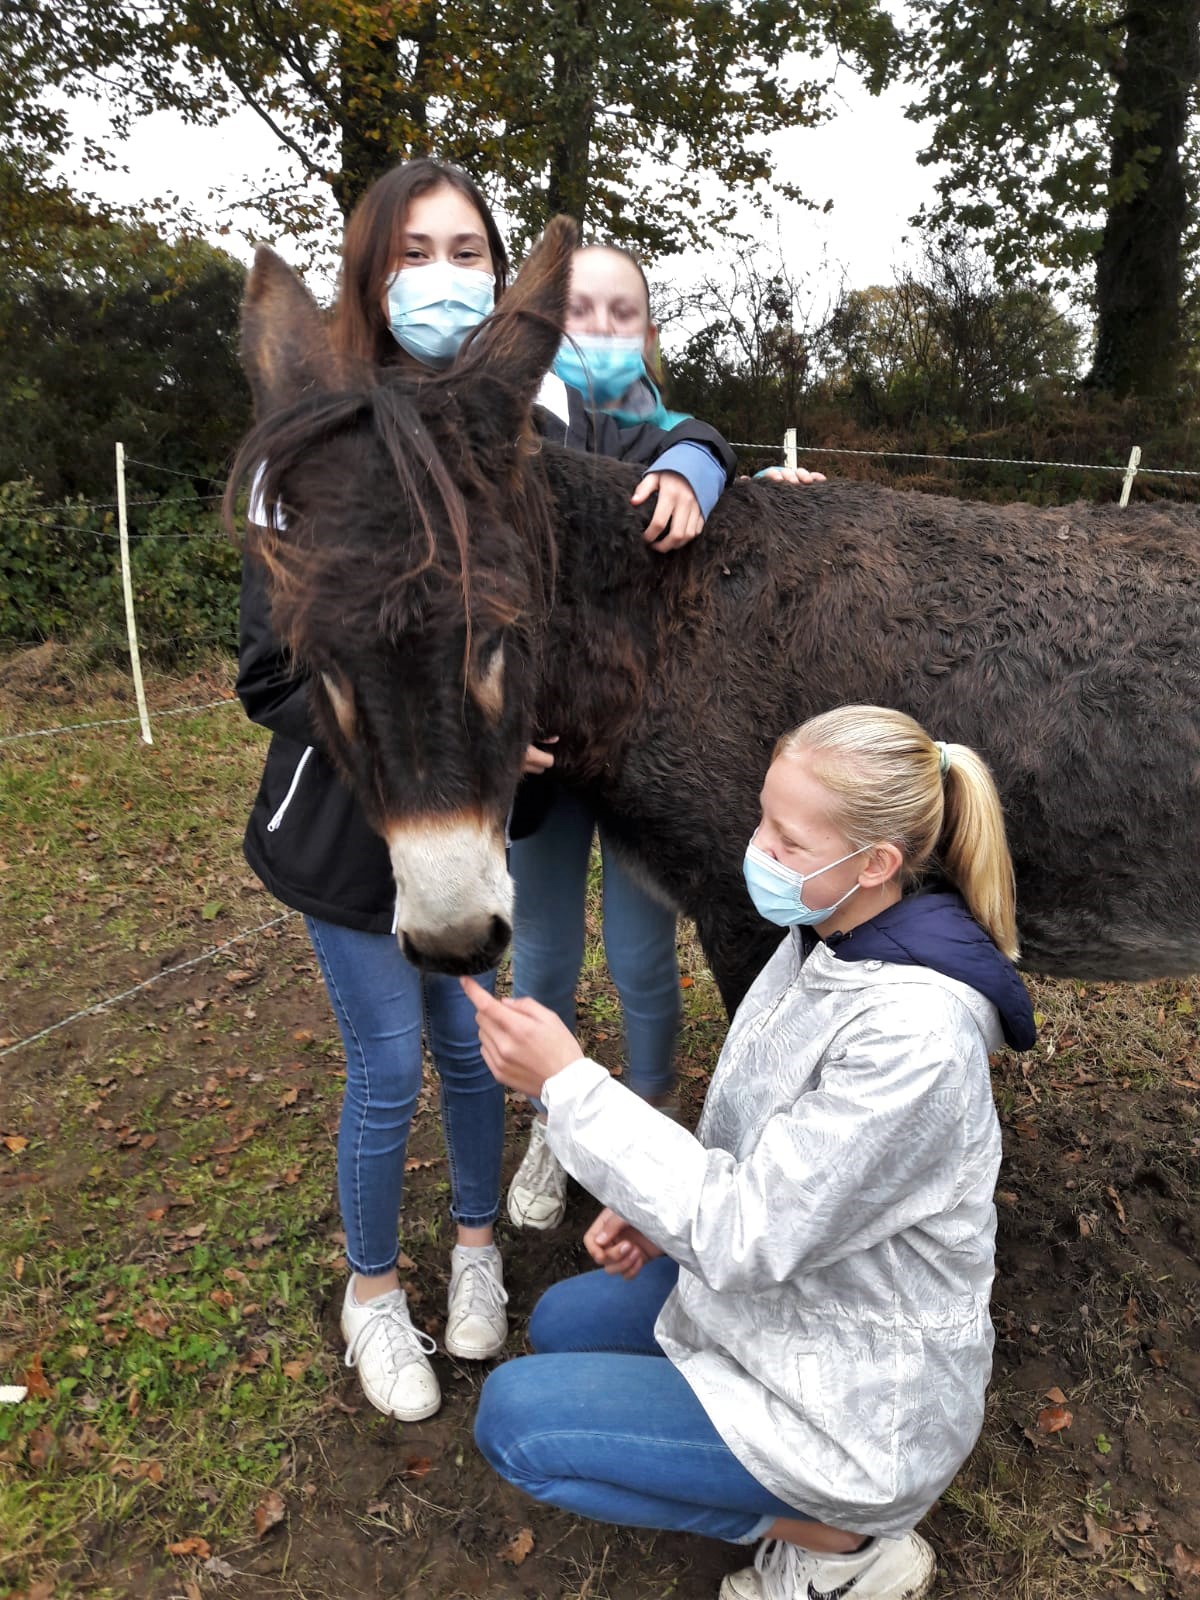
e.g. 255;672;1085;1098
401;914;512;976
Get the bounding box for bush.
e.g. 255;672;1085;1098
0;479;239;664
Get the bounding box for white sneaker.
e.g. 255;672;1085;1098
341;1278;440;1422
719;1531;935;1600
444;1245;509;1360
506;1118;568;1230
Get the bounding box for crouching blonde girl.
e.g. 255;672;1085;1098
463;706;1035;1600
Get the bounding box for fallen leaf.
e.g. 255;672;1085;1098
499;1526;535;1565
1170;1545;1200;1580
1053;1513;1112;1560
1036;1403;1073;1434
15;1581;55;1600
1148;1347;1170;1368
253;1488;286;1539
679;975;694;988
203;1556;237;1579
400;1455;432;1480
3;1135;29;1154
278;1086;300;1108
24;1352;53;1401
1043;1386;1068;1405
1104;1184;1126;1224
282;1358;309;1381
168;1536;212;1559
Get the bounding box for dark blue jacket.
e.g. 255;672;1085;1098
824;890;1037;1050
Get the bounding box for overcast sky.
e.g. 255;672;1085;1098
61;50;942;323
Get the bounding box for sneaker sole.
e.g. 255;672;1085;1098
444;1328;507;1361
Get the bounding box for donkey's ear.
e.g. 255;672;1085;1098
241;245;342;418
458;215;577;412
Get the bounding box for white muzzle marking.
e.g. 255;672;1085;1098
386;816;513;945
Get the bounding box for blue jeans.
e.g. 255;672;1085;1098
305;917;503;1274
475;1260;810;1543
509;786;680;1100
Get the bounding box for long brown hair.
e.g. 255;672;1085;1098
332;159;510;366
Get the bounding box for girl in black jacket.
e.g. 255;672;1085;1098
237;159;738;1424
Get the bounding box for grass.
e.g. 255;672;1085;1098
2;654;1197;1600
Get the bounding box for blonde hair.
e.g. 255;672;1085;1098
774;705;1019;959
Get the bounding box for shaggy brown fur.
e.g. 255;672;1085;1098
232;219;1200;1012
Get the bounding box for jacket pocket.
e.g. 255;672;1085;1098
267;746;314;832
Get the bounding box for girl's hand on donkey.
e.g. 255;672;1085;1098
522;736;558;774
631;470;704;552
753;466;827;485
584;1207;664;1279
460;976;583;1097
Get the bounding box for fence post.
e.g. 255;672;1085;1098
783;427;798;471
1119;445;1142;508
115;442;153;745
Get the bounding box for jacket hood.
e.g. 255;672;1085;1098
824;890;1037;1050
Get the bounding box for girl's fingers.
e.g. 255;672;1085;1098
460;974;496;1009
630;473;658;506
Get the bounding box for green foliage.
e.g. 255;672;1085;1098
0;481;239;664
816;236;1083;430
0;212;250;501
8;0;902;258
905;0;1200;397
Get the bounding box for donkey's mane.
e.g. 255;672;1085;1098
225;366;557;662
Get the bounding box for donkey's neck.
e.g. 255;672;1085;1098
534;442;663;782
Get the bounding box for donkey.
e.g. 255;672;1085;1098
231;216;1200;1014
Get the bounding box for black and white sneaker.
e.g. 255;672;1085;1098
719;1531;935;1600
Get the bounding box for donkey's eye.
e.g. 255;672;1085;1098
469;639;506;723
319;669;357;739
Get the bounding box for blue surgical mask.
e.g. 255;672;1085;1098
742;836;870;927
552;333;647;407
385;263;495;367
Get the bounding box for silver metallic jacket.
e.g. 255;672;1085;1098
542;932;1004;1537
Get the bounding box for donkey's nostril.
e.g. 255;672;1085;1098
401;913;512;976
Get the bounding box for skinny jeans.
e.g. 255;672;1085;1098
305;917;503;1275
475;1259;811;1543
509;786;680;1100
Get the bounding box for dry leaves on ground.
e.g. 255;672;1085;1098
499;1527;535;1565
253;1489;287;1539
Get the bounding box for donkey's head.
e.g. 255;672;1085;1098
231;219;577;973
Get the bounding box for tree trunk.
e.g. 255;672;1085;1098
544;0;596;227
1089;0;1200;398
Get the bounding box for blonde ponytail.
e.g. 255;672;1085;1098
936;743;1019;959
776;706;1020;959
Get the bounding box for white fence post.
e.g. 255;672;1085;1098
1119;445;1142;508
783;427;798;471
115;442;153;745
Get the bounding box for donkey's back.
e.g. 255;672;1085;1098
617;480;1200;991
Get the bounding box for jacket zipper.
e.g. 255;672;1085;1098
267;746;314;832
